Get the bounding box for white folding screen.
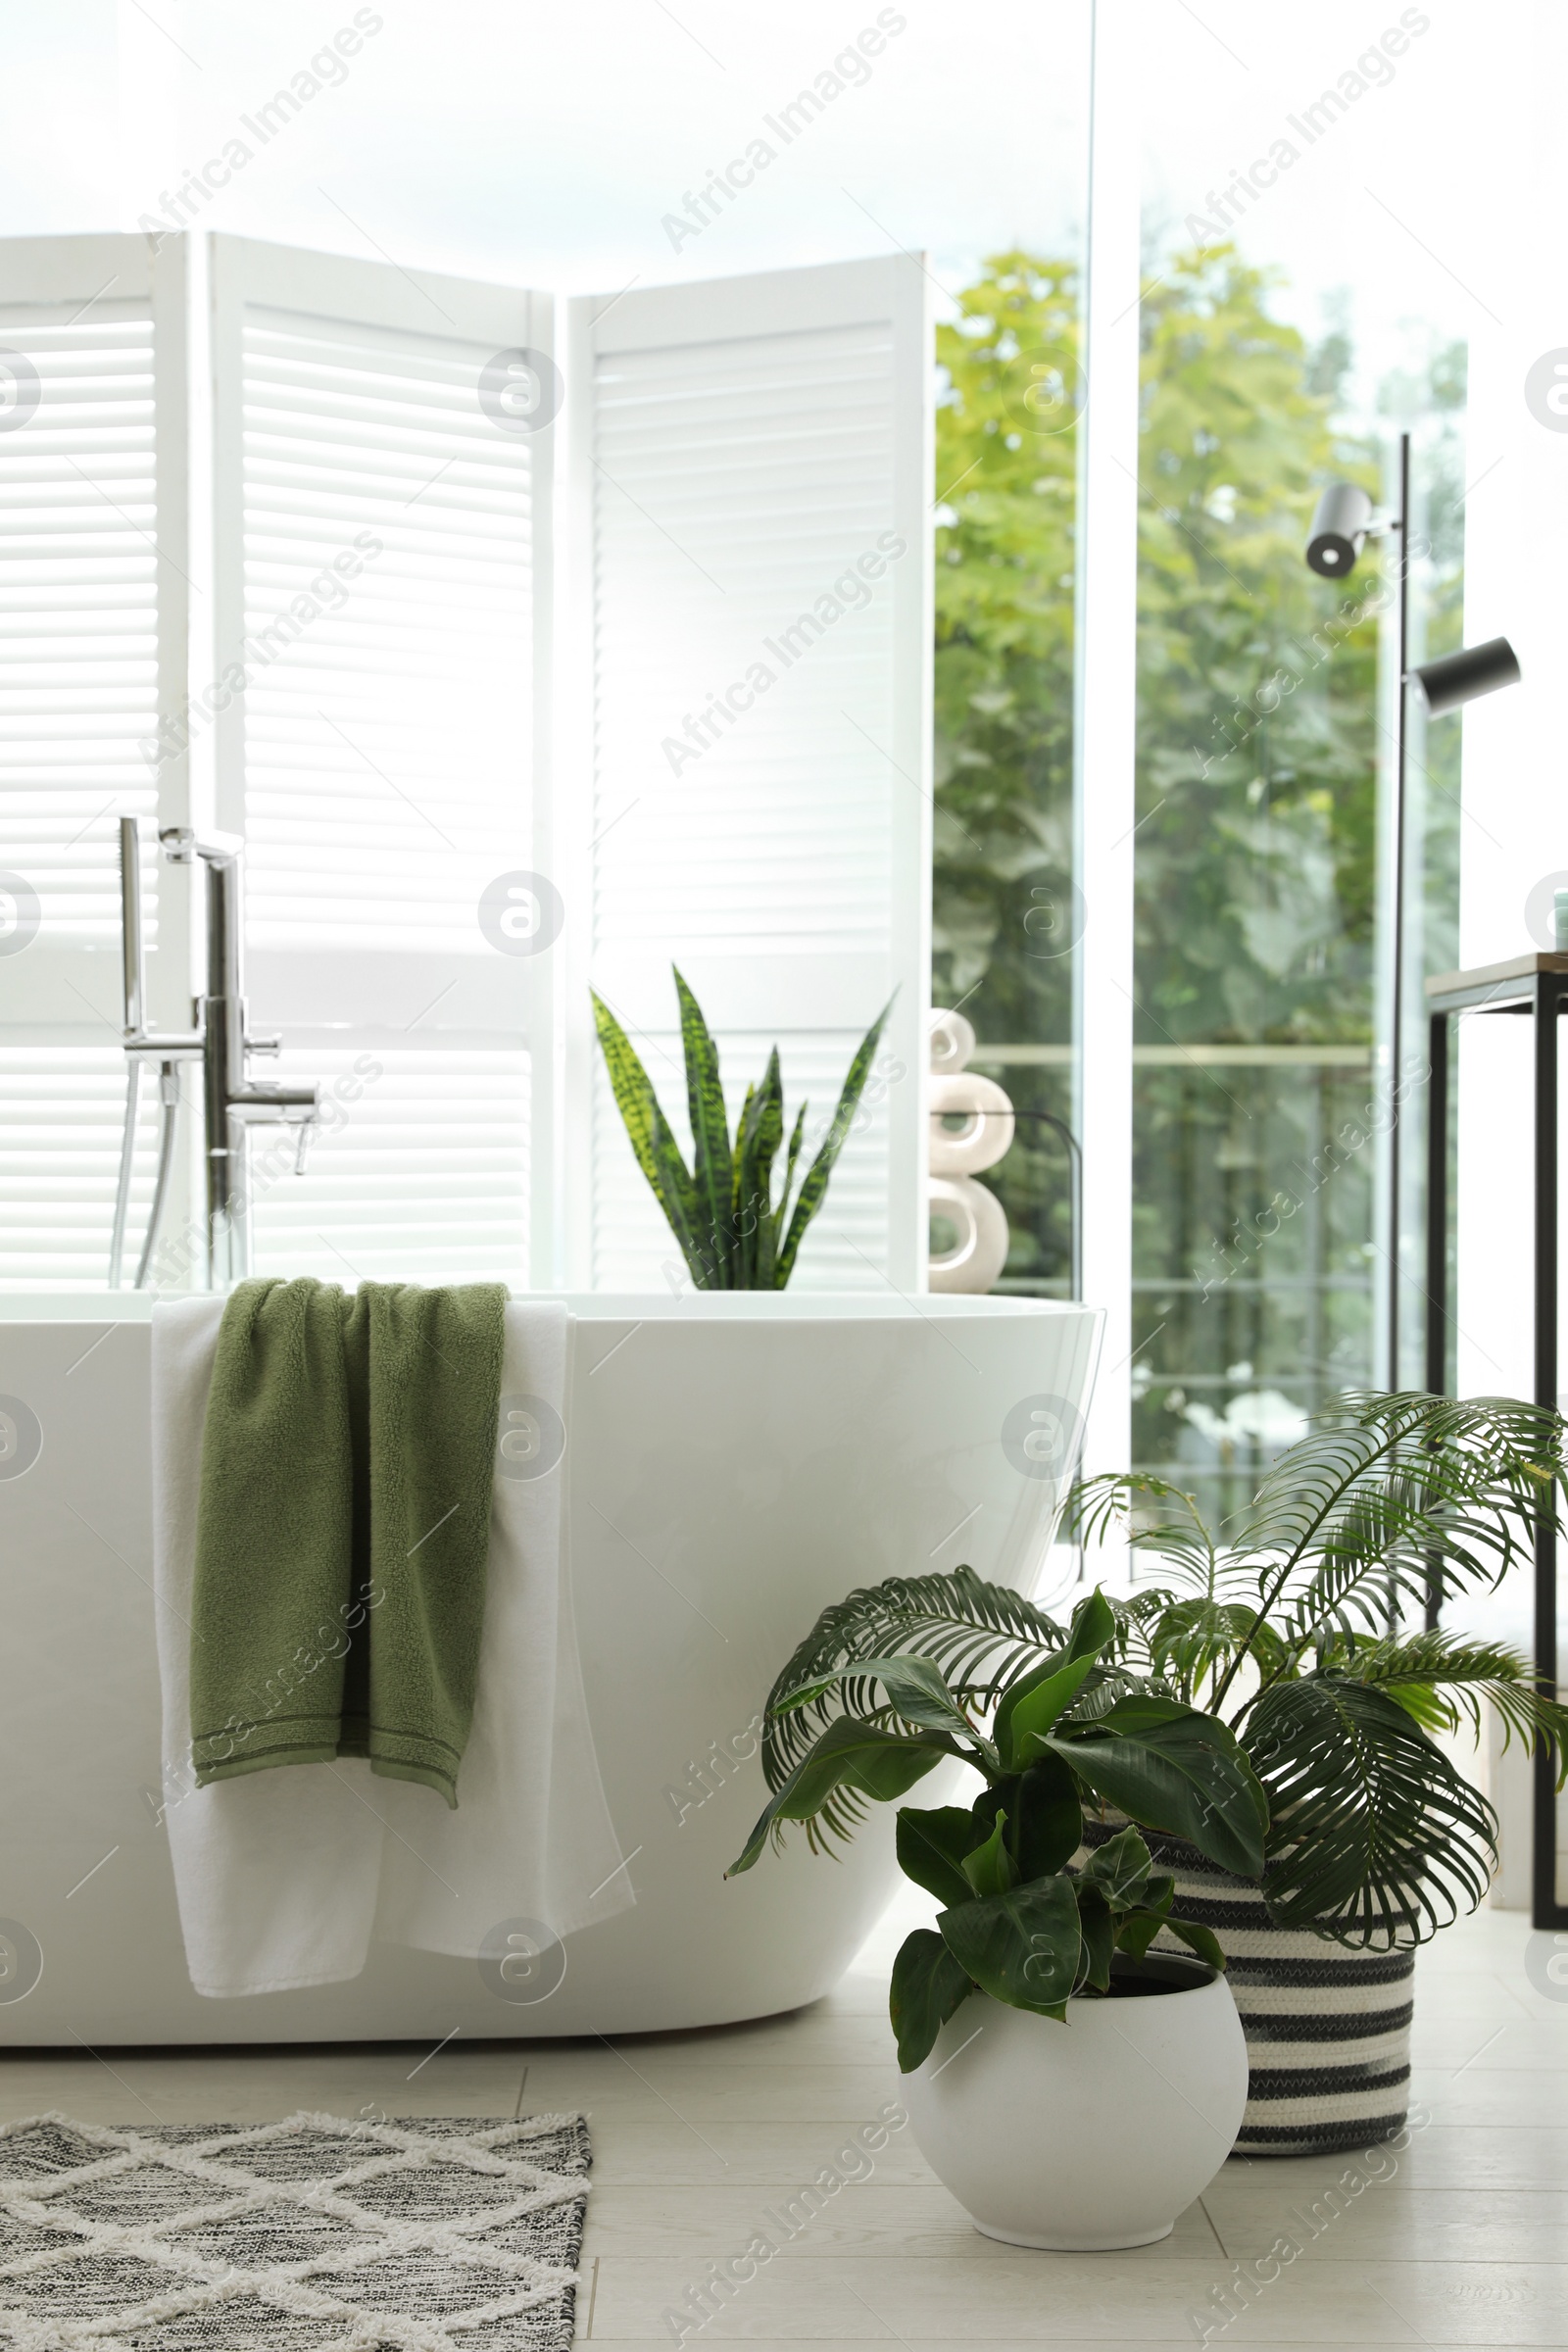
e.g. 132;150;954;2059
0;233;191;1288
561;258;933;1293
207;236;553;1287
2;234;933;1295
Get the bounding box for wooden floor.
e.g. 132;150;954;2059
1;1888;1564;2345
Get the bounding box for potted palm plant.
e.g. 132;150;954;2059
1067;1390;1568;2154
728;1584;1269;2248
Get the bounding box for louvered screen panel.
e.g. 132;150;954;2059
238;308;535;955
0;1048;163;1290
591;321;897;962
246;1045;528;1287
211;240;550;1289
0;237;187;1291
0;298;159;949
568;258;932;1293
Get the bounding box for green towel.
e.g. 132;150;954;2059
189;1276;508;1807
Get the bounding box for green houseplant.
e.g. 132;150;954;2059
591;968;892;1289
729;1582;1267;2061
1065;1389;1568;2152
727;1580;1269;2246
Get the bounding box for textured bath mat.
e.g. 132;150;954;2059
0;2109;590;2349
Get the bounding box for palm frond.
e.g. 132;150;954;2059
1065;1474;1218;1589
1246;1672;1496;1948
761;1566;1070;1832
1329;1629;1568;1773
1213;1393;1565;1704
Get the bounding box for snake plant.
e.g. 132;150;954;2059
1069;1391;1568;1948
591;967;892;1288
728;1581;1268;2069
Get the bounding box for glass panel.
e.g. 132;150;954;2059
1136;4;1472;1520
930;254;1085;1302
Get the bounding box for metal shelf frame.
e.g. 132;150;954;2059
1425;951;1568;1931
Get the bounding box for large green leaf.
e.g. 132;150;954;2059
938;1875;1081;2017
775;995;894;1285
889;1929;975;2073
1074;1823;1153;1908
960;1808;1018;1897
590;992;706;1279
1051;1703;1267;1879
727;1716;945;1875
1163;1915;1227;1972
1073;1886;1114;1992
1246;1673;1496;1946
998;1654;1098;1771
673;965;733;1284
896;1805;978;1909
1010;1754;1085;1880
1063;1586;1119;1662
853;1654;985;1749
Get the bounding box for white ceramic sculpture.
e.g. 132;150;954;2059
928;1009;1012;1294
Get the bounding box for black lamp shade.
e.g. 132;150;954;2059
1411;635;1522;715
1306;482;1374;577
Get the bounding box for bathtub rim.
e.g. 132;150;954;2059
0;1289;1100;1326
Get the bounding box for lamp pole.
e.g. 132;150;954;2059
1309;454;1522;1396
1386;428;1411;1390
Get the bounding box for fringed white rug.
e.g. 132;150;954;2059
0;2109;590;2350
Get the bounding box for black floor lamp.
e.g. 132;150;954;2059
1304;433;1521;1387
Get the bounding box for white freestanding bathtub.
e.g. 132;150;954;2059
0;1292;1100;2044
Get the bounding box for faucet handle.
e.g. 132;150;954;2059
247;1030;282;1058
293;1120;315;1178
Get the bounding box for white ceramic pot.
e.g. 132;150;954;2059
905;1960;1249;2249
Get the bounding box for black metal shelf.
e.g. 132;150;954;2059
1426;951;1568;1931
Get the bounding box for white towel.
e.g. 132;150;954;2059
152;1295;634;1998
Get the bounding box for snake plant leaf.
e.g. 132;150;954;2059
938;1875;1080;2018
1049;1704;1268;1880
895;1805;978;1910
673;965;733;1284
772;1103;808;1260
733;1048;784;1290
889;1928;974;2074
775;994;894;1285
726;1716;945;1875
589;992;706;1279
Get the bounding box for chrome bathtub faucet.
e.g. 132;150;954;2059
112;815;321;1291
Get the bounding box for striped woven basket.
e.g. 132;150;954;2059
1079;1819;1413;2157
